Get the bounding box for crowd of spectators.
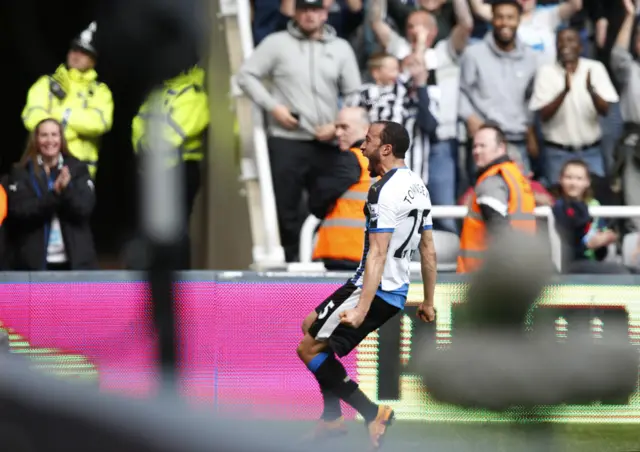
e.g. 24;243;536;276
243;0;640;273
1;0;639;273
0;22;210;272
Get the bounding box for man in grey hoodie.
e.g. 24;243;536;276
458;0;539;177
237;0;362;262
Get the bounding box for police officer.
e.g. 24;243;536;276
131;65;210;269
22;22;114;180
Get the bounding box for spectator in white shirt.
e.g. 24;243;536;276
468;0;583;64
529;27;619;185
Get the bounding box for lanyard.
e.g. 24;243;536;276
29;164;57;198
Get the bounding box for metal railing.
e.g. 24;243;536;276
295;206;640;273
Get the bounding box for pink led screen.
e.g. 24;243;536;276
0;280;357;420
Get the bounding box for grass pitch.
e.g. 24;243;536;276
276;421;640;452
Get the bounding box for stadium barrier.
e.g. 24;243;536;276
0;272;638;423
297;206;640;273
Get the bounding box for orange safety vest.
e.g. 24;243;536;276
0;185;6;227
313;147;372;263
457;160;536;273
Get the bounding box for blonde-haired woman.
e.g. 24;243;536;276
7;118;97;270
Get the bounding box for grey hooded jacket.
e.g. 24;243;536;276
458;33;538;141
237;21;361;141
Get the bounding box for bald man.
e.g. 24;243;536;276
335;107;369;152
312;107;373;271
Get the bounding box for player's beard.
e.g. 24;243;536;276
368;159;378;177
368;149;381;177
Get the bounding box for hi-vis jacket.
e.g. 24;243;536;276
313;147;372;263
457;159;536;273
131;66;210;166
22;65;114;179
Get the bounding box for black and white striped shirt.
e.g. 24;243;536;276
352;64;440;184
355;82;410;125
402;66;440;184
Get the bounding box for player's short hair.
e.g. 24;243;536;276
374;121;410;158
478;122;507;148
367;52;396;70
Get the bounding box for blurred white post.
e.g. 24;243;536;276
231;0;286;268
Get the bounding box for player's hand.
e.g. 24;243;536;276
417;303;436;323
340;307;366;328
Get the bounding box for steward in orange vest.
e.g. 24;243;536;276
457;155;536;273
313;143;372;269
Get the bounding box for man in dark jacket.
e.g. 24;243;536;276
6;155;97;270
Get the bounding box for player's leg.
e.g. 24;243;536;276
301;291;400;449
298;287;356;440
300;309;343;425
297;332;379;424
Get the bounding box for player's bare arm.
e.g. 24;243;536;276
340;231;392;329
417;228;437;323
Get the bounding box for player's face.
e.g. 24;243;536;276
294;7;328;35
560;163;590;199
472;128;503;168
361;124;385;177
492;4;520;46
